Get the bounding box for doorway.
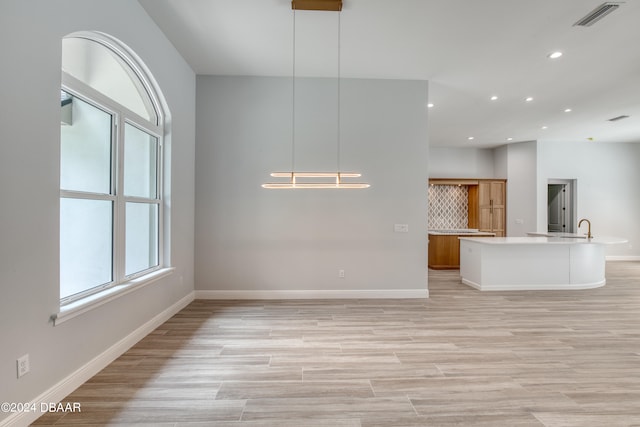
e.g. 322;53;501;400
547;179;576;233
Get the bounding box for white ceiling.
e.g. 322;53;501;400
139;0;640;147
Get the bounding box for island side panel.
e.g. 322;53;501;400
459;239;483;289
460;238;576;290
481;244;570;289
569;244;606;287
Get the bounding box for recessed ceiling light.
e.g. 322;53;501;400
541;126;548;130
525;97;534;102
548;51;563;59
507;137;513;141
427;103;434;108
490;95;498;101
564;108;572;113
468;136;474;140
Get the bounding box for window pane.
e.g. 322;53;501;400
60;198;113;299
126;202;158;276
124;124;158;198
62;37;158;123
60;92;112;194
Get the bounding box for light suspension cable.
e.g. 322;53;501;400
291;8;296;174
262;1;369;189
336;10;341;174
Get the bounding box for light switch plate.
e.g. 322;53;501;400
394;224;409;233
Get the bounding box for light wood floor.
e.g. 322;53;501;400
34;262;640;426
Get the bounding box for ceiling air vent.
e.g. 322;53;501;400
608;115;630;122
574;2;622;27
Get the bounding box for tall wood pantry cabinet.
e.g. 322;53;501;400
470;180;506;237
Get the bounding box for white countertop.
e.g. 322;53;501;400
526;231;628;245
429;229;495;236
459;236;628;245
527;231;590;238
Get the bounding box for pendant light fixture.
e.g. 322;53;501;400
262;0;370;189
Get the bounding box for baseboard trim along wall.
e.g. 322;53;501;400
194;289;429;299
1;292;195;427
606;256;640;261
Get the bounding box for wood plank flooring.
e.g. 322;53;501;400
33;262;640;426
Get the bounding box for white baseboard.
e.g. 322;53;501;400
195;289;429;299
462;277;605;291
1;292;195;427
606;256;640;261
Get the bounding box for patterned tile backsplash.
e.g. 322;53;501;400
428;185;469;229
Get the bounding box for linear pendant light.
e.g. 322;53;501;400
263;172;369;189
262;0;370;190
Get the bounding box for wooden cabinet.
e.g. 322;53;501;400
428;234;461;270
469;180;506;237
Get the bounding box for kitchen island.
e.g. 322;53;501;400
459;235;627;291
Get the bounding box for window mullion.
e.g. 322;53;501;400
60;190;116;201
157;136;165;268
124;195;160;204
114;115;126;284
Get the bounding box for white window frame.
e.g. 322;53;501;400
54;34;172;325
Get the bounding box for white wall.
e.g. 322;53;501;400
493;145;508;179
537;140;640;257
195;76;429;296
429;147;495;178
0;1;195;422
504;142;537;236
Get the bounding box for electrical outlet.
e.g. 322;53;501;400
338;269;345;278
17;354;29;378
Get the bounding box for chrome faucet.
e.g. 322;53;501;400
578;218;593;239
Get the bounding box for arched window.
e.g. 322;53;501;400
60;32;167;305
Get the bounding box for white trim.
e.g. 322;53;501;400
194;289;429;300
53;268;175;325
461;277;606;291
606;255;640;261
1;292;194;427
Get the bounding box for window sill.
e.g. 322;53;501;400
52;267;175;326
